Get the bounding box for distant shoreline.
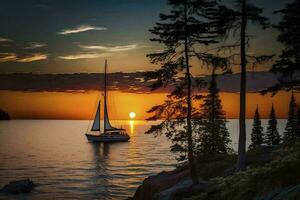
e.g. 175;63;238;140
0;109;10;120
1;118;288;121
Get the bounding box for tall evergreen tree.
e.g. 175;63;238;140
249;106;264;149
145;0;222;184
265;104;281;145
284;93;297;141
213;0;270;171
268;0;300;93
196;69;231;155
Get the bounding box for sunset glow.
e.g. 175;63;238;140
0;90;298;120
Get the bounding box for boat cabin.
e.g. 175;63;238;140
105;129;127;135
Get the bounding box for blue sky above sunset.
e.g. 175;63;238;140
0;0;292;74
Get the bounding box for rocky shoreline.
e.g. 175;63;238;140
129;143;300;200
129;152;236;200
130;169;215;200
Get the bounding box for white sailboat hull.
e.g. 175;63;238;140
85;133;130;142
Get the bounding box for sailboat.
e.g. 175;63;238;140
85;60;130;142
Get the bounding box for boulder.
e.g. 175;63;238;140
158;179;215;200
1;179;36;194
132;170;189;200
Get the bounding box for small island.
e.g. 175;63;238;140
0;109;10;120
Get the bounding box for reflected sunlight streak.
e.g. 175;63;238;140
129;120;134;135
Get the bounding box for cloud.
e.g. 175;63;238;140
79;44;137;52
59;53;111;60
0;53;47;63
24;42;47;49
57;25;107;35
0;72;285;94
0;53;17;62
15;53;48;63
0;37;13;43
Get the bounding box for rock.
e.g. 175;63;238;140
158;179;215;200
1;179;36;194
157;179;193;200
132;170;189;200
132;168;215;200
132;145;281;200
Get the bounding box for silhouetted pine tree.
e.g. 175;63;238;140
284;93;297;141
212;0;271;171
145;0;222;184
249;106;264;149
268;0;300;93
265;104;281;145
196;69;231;155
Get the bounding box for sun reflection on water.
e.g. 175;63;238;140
129;120;134;134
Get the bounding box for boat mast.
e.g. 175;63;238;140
98;101;101;135
104;59;107;133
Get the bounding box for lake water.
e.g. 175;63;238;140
0;119;287;200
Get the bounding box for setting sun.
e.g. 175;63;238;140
129;112;136;119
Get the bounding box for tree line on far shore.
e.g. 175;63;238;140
250;93;300;149
0;109;10;120
144;0;300;184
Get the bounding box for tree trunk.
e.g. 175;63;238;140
184;2;199;184
237;0;247;172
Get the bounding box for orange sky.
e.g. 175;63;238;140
0;90;298;120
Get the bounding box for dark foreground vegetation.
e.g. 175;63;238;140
131;140;300;200
133;0;300;198
142;0;300;190
185;141;300;200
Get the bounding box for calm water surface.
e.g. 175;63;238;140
0;119;287;200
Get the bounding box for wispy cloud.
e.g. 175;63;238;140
0;53;17;62
15;53;48;62
23;42;47;49
0;37;13;43
57;25;107;35
0;53;47;63
79;44;137;52
59;53;111;60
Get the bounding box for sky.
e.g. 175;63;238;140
0;71;299;120
0;0;298;120
0;0;168;73
0;0;292;74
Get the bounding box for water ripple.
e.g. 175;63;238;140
1;119;284;199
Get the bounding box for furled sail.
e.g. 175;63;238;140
91;101;101;131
